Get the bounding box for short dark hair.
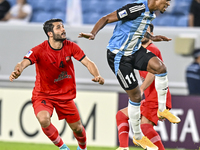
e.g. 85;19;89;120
193;48;200;59
149;23;154;33
43;18;63;37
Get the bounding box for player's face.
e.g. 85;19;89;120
52;22;66;41
157;0;171;13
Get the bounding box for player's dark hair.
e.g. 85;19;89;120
193;48;200;59
149;23;154;32
43;18;63;37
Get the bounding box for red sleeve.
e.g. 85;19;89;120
23;48;37;65
71;42;85;61
146;43;163;61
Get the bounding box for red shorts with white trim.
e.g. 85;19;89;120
140;99;171;125
32;95;80;123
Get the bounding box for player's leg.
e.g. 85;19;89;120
68;120;87;150
107;49;143;140
107;49;157;150
32;97;68;150
37;111;68;149
147;56;180;123
116;107;129;150
58;100;87;150
147;56;168;112
141;116;165;150
125;86;143;140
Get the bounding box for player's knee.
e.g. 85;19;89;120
37;116;51;128
153;63;167;74
129;92;142;103
71;124;83;133
158;64;167;74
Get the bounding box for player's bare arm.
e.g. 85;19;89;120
140;72;155;95
144;31;172;42
9;59;31;82
81;56;104;85
78;11;118;40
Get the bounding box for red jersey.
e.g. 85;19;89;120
24;40;85;100
139;43;171;108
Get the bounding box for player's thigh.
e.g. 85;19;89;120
107;49;138;90
133;46;156;71
54;100;80;123
32;96;54;118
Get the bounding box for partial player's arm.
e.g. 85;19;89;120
9;59;31;82
144;31;172;42
80;56;104;85
79;3;145;40
140;72;155;95
78;11;118;40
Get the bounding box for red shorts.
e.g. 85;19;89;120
32;95;80;123
140;99;171;125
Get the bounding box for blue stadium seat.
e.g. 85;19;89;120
52;0;67;13
27;0;38;11
7;0;15;6
83;12;101;24
172;1;190;16
31;11;52;23
155;15;177;26
82;0;104;14
100;0;124;16
52;12;66;23
176;15;188;27
33;0;54;12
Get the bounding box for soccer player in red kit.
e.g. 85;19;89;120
9;18;104;150
116;24;171;150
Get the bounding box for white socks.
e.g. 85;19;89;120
128;100;143;140
155;75;168;112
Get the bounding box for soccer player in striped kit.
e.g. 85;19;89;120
116;24;172;150
79;0;180;149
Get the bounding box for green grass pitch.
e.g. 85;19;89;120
0;141;178;150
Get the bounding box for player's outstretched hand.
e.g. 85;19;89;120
152;35;172;42
92;76;104;85
78;32;95;40
9;68;21;82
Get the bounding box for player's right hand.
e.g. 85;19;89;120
92;76;104;85
9;68;21;82
78;32;95;40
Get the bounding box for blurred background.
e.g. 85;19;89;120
0;0;200;149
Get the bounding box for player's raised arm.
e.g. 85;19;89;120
144;31;172;42
9;59;31;82
140;72;155;95
78;11;118;40
80;56;104;85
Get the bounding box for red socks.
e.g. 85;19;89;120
141;124;165;150
73;126;87;149
116;110;129;148
42;123;64;147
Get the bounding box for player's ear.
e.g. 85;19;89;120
47;31;53;37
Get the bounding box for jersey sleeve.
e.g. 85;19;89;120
116;3;145;20
71;42;86;61
189;0;195;14
23;48;37;65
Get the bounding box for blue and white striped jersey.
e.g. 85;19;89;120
107;0;156;56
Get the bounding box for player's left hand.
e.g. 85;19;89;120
78;32;95;40
152;35;172;42
92;76;104;85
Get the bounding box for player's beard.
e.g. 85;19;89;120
141;38;149;45
53;32;66;42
